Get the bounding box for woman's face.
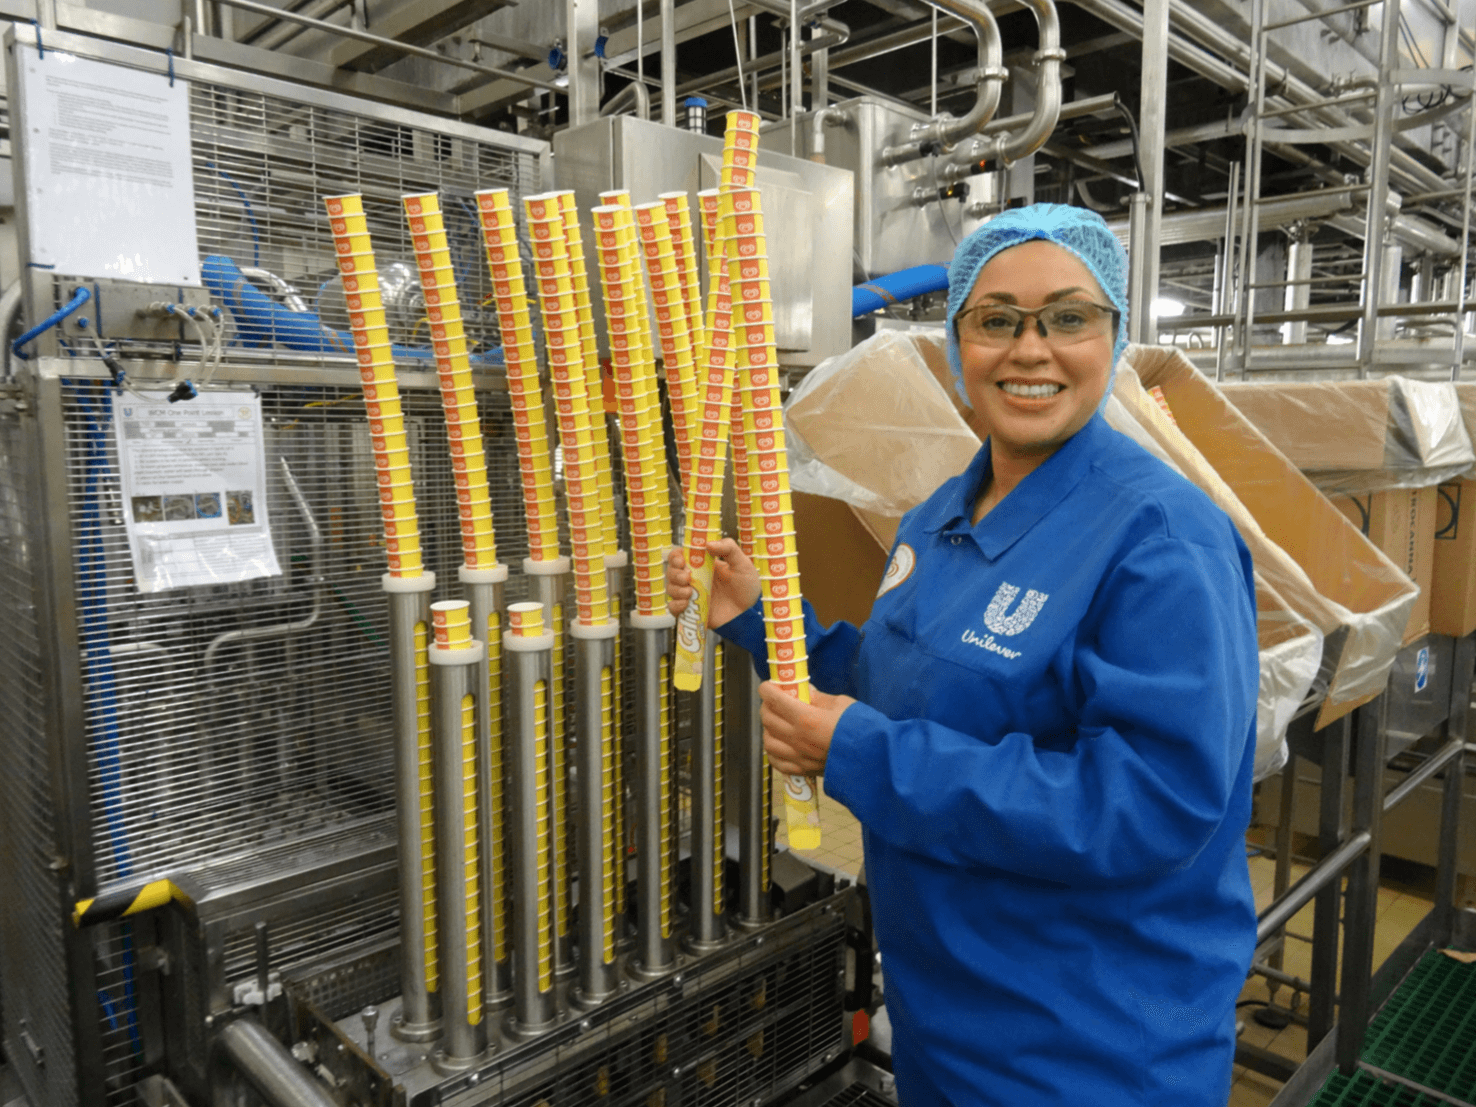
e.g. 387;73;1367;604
957;240;1115;464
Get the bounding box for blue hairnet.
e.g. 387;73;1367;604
945;203;1129;409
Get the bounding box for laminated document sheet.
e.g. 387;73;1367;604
114;391;280;593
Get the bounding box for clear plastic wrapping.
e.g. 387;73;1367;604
1117;347;1417;729
786;330;980;517
1219;378;1475;495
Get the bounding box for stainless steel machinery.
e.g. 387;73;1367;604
0;25;858;1107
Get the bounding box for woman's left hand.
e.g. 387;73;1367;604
759;682;856;776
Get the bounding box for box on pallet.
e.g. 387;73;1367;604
1333;487;1437;645
1219;377;1474;493
1431;384;1476;638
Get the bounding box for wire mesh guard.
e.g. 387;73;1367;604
436;908;848;1107
2;65;552;1107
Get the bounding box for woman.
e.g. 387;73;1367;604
668;204;1260;1106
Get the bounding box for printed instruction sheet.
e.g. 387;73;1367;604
114;392;281;593
16;43;201;284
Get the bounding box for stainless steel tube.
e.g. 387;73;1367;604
880;0;1005;164
606;553;629;937
572;620;621;1003
526;559;574;977
463;567;511;1008
216;1018;338;1107
429;637;489;1065
505;625;558;1033
729;649;771;928
1355;0;1403;377
384;572;440;1041
631;615;676;974
660;0;677;126
689;644;727;947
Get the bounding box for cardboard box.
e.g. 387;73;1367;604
1333;487;1436;646
1431;384;1476;637
1118;347;1416;728
1219;377;1474;494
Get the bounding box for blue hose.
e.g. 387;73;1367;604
852;264;950;318
207;163;261;267
13;285;91;360
201;255;500;365
73;385;143;1057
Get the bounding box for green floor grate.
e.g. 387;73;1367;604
1308;1069;1455;1106
1359;950;1476;1101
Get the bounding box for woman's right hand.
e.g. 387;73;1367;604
666;538;762;629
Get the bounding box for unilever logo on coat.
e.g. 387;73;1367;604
962;582;1049;660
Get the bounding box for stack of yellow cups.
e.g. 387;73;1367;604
524;193;611;628
672;189;740;690
555;192;620;560
403;193;498;571
507;601;546;639
593;204;673;618
660;191;706;358
431;600;475;649
324;194;423;579
632;202;699;492
721;108;822;852
473;189;562;562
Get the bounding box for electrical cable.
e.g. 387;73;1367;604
1114;100;1146;192
12;285;91;361
726;0;748;109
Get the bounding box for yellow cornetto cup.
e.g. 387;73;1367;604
430;600;473;649
507;601;545;638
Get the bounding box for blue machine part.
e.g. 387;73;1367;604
852;264;950;318
201;255;500;366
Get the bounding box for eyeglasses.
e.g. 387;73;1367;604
955;300;1120;349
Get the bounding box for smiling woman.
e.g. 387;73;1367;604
668;202;1262;1107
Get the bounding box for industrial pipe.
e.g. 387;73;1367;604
660;0;677;126
809;106;850;164
428;612;488;1065
462;565;512;1009
572;620;621;1004
852;264;951;317
880;0;1006;165
729;649;771;929
216;1018;339;1107
600;80;651;120
689;644;727;947
927;0;1065;171
385;571;440;1041
525;559;574;979
505;609;558;1033
631;613;676;975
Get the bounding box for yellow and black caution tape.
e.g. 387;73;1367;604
73;878;190;927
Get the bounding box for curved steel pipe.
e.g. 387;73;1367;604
215;1019;338;1107
881;0;1005;165
934;0;1064;172
600;80;651;120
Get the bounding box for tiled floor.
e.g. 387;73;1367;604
782;789;1442;1107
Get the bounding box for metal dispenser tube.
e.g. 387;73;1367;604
384;572;441;1039
572;619;621;1003
429;637;489;1065
525;557;574;978
729;648;771;928
631;613;676;976
606;552;629;933
462;565;512;1007
689;645;726;947
505;619;559;1033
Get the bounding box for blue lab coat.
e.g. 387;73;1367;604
717;414;1260;1106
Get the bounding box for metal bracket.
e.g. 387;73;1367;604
56;276;211;345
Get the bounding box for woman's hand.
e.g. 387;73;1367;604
760;682;855;776
665;538;762;628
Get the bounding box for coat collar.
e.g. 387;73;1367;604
918;414;1111;561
